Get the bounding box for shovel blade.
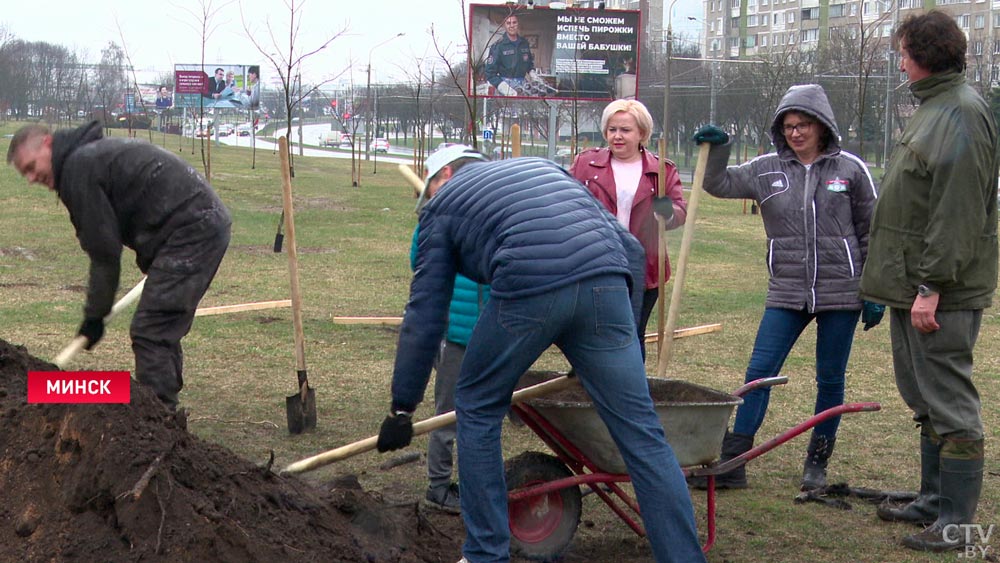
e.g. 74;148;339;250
286;386;317;434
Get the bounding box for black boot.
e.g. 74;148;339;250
902;441;984;552
877;431;940;525
801;433;836;491
690;431;754;490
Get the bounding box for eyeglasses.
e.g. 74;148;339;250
782;122;814;135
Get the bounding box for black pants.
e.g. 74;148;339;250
130;210;230;407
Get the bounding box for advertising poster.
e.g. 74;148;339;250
173;63;262;110
469;4;640;101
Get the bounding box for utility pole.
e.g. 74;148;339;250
882;0;898;166
365;32;404;163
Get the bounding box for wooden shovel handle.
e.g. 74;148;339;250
281;374;576;475
398;164;425;196
657;142;711;375
278;137;307;374
52;277;147;369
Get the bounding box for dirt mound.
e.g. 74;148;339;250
0;339;463;563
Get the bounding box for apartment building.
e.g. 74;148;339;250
701;0;1000;83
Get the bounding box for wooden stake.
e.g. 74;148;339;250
332;316;403;325
644;323;722;343
195;300;292;317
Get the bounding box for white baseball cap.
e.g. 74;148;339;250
416;144;486;211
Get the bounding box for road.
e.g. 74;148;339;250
216;123;413;165
214;123;701;184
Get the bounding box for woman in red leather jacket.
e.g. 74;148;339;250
570;99;687;359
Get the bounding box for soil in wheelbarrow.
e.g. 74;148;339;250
0;338;470;563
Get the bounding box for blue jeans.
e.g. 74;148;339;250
455;274;705;563
732;307;860;439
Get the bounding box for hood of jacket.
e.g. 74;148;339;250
51;120;103;191
770;84;841;157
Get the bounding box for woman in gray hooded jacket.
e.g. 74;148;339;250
692;84;879;491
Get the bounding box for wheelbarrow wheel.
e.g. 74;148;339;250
505;451;582;562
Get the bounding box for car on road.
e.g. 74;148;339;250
339;133;353;149
319;131;340;147
372;138;390;153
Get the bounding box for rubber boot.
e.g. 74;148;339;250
902;441;984;552
800;433;836;491
877;431;940;525
690;431;754;490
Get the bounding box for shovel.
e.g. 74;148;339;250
277;136;317;434
282;373;576;475
656;142;710;375
273;210;284;253
52;277;147;369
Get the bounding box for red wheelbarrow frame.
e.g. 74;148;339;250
506;376;881;554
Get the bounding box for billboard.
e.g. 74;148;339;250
173;63;262;110
469;4;640;102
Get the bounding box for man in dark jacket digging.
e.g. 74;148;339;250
374;146;706;563
7;121;231;410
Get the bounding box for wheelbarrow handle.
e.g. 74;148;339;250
732;376;788;398
690;401;882;477
281;374;578;475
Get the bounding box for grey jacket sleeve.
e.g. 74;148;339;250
701;141;758;201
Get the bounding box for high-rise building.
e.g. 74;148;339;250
699;0;998;85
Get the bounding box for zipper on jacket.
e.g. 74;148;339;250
803;166;818;313
842;238;856;278
767;239;775;277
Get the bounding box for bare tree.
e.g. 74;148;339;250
817;11;892;162
241;0;348;177
95;42;128;132
176;0;234;177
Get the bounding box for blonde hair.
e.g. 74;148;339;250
600;99;653;146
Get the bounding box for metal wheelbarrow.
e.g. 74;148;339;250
504;371;881;561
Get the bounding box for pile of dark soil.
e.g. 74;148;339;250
0;339;464;563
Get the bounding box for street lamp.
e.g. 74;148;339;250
366;32;405;163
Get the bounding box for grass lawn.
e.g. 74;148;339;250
0;122;996;562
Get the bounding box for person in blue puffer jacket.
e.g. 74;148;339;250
410;225;489;514
375;144;706;563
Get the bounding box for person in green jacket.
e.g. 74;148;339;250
411;146;490;513
859;10;999;553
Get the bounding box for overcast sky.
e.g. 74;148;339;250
1;0;703;85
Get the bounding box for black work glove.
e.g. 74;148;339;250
78;317;105;350
692;125;729;146
861;301;885;331
651;196;674;223
376;411;414;452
